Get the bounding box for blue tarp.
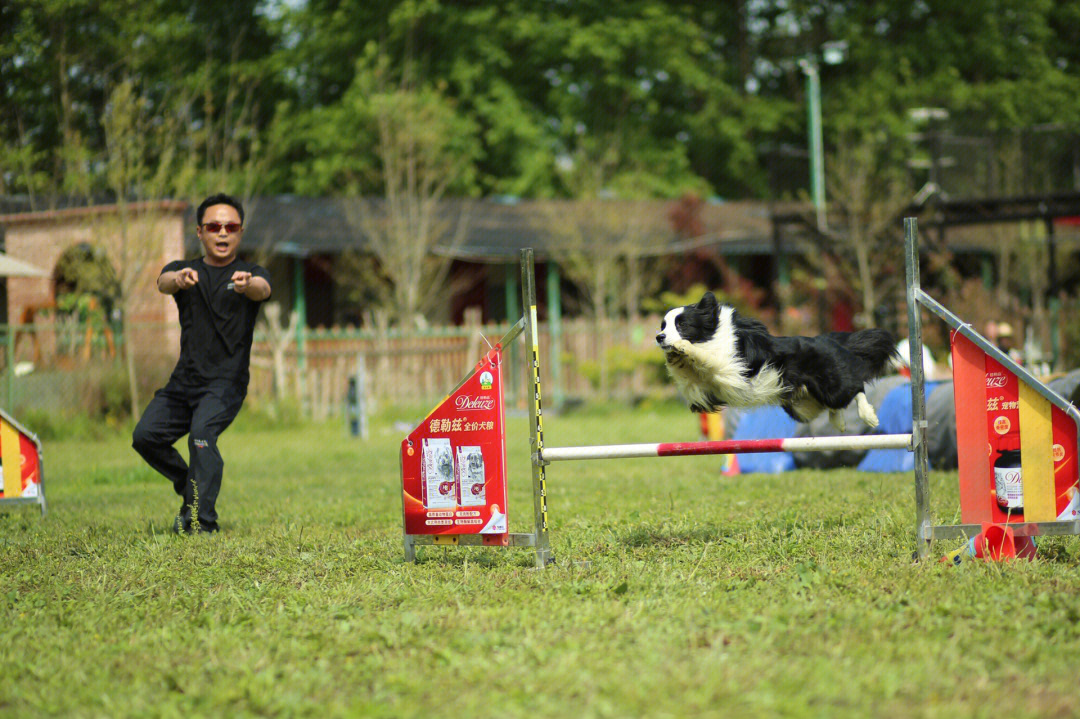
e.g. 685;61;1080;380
858;381;942;472
731;405;798;474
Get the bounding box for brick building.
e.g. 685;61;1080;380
0;201;187;362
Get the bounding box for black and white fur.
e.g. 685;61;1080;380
655;292;898;430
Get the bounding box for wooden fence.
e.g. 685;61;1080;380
2;316;673;417
249;315;670;418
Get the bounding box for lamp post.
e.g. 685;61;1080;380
798;41;846;233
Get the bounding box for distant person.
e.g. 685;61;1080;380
995;322;1024;365
894;338;937;380
132;193;272;534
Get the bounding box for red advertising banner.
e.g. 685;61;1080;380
401;347;508;538
982;355;1079;522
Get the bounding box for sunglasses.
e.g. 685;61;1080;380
201;222;242;234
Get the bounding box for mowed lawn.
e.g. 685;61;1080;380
3;402;1080;718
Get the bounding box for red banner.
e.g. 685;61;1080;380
982;355;1078;522
0;429;42;499
401;347;508;537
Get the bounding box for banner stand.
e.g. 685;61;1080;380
401;249;549;567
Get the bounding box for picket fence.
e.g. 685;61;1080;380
248;315;667;419
2;316;669;418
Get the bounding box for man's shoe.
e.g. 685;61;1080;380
172;514;193;535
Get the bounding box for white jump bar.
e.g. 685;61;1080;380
541;433;914;462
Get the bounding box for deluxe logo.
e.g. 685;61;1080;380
455;395;495;411
986;375;1008;388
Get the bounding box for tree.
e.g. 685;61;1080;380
536;160;667;397
92;79;197;419
824;131;912;327
323;51;482;327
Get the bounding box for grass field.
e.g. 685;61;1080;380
3;402;1080;718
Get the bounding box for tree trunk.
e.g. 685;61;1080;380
123;316;141;421
855;240;877;328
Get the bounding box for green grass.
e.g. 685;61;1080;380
3;402;1080;717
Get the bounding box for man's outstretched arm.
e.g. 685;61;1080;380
230;271;271;301
158;267;198;294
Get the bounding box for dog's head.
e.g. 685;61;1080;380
656;291;719;350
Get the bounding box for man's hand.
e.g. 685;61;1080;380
230;271;271;301
158;267;198;294
176;268;199;289
230;271;253;294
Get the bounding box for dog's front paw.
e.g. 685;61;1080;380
671;339;692;354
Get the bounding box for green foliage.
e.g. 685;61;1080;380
6;410;1080;715
17;407;128;441
570;344;667;393
7;1;1080;201
641;283;755;317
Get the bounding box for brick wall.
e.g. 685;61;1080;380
0;202;187;362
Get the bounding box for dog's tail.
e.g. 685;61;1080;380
843;329;901;377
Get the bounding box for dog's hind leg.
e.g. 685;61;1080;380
829;409;847;433
855;392;878;427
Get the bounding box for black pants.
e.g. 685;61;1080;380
132;380;245;531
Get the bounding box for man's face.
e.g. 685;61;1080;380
197;204;243;266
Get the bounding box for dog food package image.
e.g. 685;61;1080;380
401;346;510;536
456;446;486;507
421;438;457;509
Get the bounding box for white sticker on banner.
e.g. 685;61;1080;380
480;505;507;534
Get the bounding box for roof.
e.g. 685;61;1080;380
0;252;48;277
0;194;792;262
187;196;786;262
0;200;186;226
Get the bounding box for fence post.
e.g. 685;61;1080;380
347;353;369;439
547;262;563;411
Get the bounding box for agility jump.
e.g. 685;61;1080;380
400;217;1080;567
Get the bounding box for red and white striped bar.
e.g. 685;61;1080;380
540;433;912;462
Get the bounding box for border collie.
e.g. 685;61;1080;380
655;292;898;430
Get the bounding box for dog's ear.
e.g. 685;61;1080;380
697;292;718;311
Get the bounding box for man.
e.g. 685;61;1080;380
132;193;271;533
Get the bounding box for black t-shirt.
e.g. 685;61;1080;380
161;257;272;390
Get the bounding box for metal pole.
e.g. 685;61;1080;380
1047;216;1060;368
905;217;932;560
5;324;13;409
505;263;520;407
521;249;552;568
803;58;826;232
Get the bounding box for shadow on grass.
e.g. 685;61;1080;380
615;513;856;548
618;523;733;547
